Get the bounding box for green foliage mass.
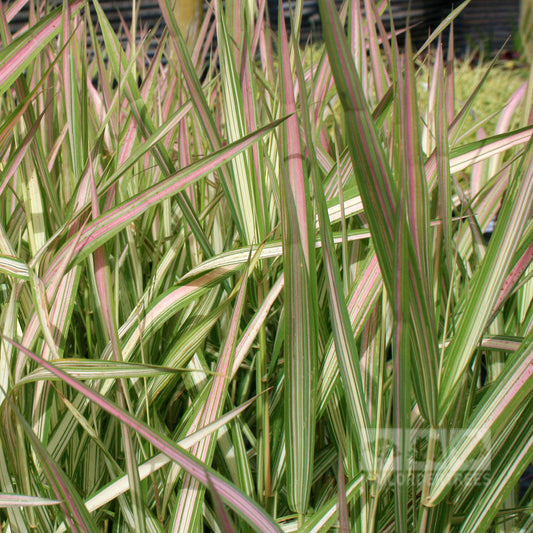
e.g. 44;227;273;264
0;0;532;532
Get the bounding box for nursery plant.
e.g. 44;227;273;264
0;0;532;531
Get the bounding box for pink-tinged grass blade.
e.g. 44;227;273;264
0;0;84;96
25;266;75;441
0;109;44;197
92;0;219;256
489;238;533;325
206;471;237;533
488;82;528;174
97;266;237;372
232;274;285;375
3;336;282;533
363;0;391;101
2;0;29;25
0;36;71;152
393;31;432;291
92;96;194;201
170;264;251;531
43;115;285;276
278;12;319;517
446;126;533;175
337;456;349;533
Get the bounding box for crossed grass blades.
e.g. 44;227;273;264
0;0;532;531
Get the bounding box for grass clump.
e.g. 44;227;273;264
0;0;533;531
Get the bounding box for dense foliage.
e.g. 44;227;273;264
0;0;532;531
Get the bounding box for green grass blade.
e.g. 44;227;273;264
216;5;257;244
299;477;364;533
0;255;29;280
51;397;261;528
317;254;382;419
392;30;439;426
427;331;533;506
317;0;439;424
4;400;98;532
391;179;411;533
439;137;533;414
413;0;471;60
4;336;282;533
457;404;533;532
0;494;61;507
